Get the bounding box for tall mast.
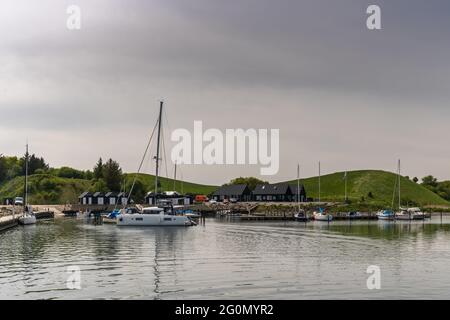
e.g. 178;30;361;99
24;143;29;207
398;159;401;209
318;161;321;203
297;163;300;210
154;101;163;197
173;161;177;191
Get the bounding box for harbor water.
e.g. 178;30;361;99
1;217;450;299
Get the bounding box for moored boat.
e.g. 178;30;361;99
313;210;333;222
377;210;395;220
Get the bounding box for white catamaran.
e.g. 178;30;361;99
116;101;195;227
18;143;37;225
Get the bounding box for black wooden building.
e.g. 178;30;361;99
212;184;252;202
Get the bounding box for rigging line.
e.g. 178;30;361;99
126;120;159;206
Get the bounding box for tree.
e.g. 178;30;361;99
0;155;6;182
102;159;123;191
90;179;108;193
126;179;146;203
57;166;85;179
412;177;419;183
93;158;104;180
367;191;374;199
421;175;438;188
20;154;49;175
227;177;268;191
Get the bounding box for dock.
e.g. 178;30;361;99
0;215;18;232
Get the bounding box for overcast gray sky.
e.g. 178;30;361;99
1;0;449;185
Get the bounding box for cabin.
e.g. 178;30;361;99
252;183;294;202
92;192;105;205
117;192;130;205
145;191;192;206
105;192;118;205
212;184;252;202
79;192;93;205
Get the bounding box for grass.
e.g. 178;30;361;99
287;170;450;209
1;169;448;209
0;173;217;205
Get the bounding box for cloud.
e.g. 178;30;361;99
0;0;449;183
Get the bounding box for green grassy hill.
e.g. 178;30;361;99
123;173;217;196
0;174;91;204
288;170;450;208
0;173;217;205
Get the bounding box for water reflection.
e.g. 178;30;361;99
1;217;450;299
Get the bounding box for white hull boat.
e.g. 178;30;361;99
395;211;414;220
313;211;333;221
377;210;395;220
117;212;194;226
18;213;36;225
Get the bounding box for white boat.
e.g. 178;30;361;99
18;144;36;226
394;209;414;220
117;204;195;226
377;210;395;220
313;211;333;222
294;164;309;222
117;101;195;227
407;207;426;220
18;206;37;225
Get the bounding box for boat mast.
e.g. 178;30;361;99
398;159;401;210
297;163;300;211
318;161;321;203
24;143;29;207
154;101;163;199
173;161;177;191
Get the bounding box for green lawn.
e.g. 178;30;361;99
287;170;449;208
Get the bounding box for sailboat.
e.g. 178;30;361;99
117;101;195;227
377;161;398;221
393;160;425;221
312;161;333;222
18;143;36;225
294;164;309;222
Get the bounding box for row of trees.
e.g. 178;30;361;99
90;158;123;192
0;154;49;183
0;154;124;193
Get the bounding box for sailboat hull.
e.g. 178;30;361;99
18;215;36;225
117;214;194;226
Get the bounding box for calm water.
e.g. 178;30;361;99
1;217;450;299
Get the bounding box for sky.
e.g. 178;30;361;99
1;0;449;185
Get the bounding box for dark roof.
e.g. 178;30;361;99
252;183;292;195
105;192;118;197
78;191;92;198
213;184;250;196
289;184;306;195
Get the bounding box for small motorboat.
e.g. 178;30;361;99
394;210;414;220
377;210;395;220
313;209;333;222
408;207;426;220
294;210;309;222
